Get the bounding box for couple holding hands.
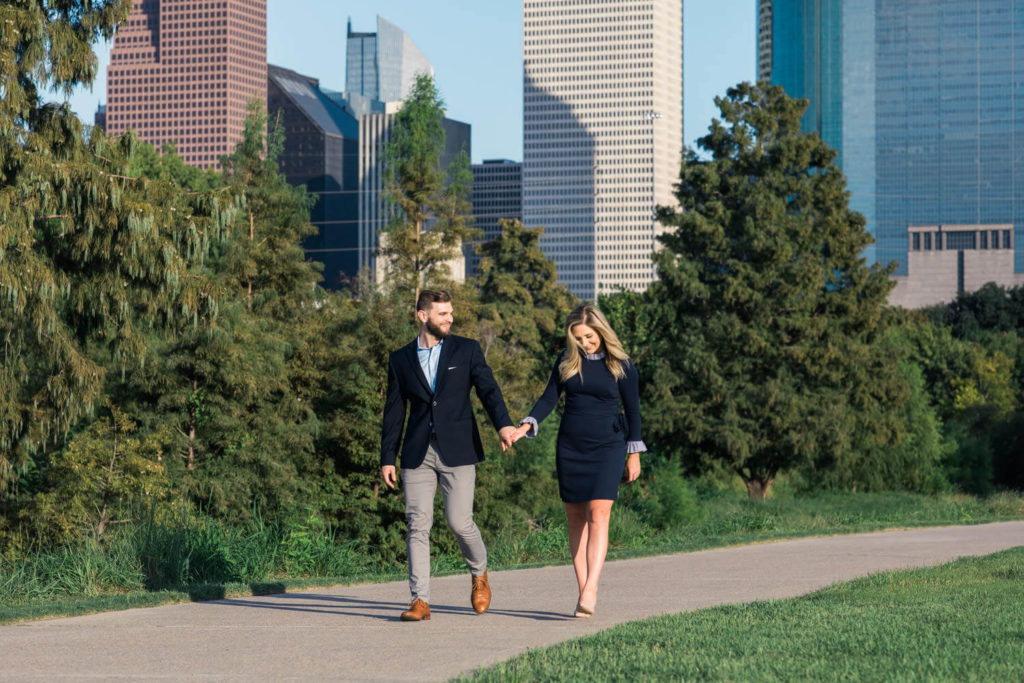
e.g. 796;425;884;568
380;290;645;622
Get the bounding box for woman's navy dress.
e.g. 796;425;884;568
526;352;645;503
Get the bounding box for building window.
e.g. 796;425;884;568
924;232;932;250
935;232;943;251
992;230;1000;249
946;231;976;250
981;231;988;249
1003;230;1011;249
912;232;920;251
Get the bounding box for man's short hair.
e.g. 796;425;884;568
416;289;452;312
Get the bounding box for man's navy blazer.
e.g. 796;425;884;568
381;334;513;469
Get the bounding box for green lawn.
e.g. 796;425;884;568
464;546;1024;682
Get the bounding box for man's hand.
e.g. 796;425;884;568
381;465;397;489
498;426;517;451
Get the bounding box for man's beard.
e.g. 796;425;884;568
425;319;450;339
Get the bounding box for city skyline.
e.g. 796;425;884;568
64;0;755;164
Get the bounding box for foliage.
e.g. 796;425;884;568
801;361;952;494
25;404;169;543
0;0;232;488
648;81;906;498
476;218;577;377
379;74;477;299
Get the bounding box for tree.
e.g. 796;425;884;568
106;104;328;522
27;403;169;543
649;82;906;499
475;219;577;377
379;75;477;301
0;1;230;489
220;99;321;317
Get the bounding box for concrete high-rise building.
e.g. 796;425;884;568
522;0;684;301
104;0;267;169
758;0;1024;308
469;159;523;275
267;65;359;289
346;16;434;104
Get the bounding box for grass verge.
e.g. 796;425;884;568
464;546;1024;682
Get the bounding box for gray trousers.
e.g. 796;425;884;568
403;443;487;602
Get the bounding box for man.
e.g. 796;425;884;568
381;290;517;622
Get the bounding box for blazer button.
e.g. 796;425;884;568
432;401;437;407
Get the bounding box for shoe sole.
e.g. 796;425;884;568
400;614;430;621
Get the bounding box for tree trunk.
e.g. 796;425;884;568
247;210;254;310
413;219;422;306
743;476;774;500
187;377;198;470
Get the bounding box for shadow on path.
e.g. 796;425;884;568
204;593;573;622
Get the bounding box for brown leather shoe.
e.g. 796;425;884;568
400;599;430;621
471;571;491;614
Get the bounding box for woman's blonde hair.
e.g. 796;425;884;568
559;305;629;382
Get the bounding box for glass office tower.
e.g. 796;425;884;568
758;0;1024;306
346;16;433;104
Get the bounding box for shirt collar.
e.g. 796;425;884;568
585;351;606;360
417;336;444;352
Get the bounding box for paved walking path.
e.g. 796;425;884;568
2;522;1022;681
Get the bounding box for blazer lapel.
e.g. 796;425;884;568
432;336;458;396
404;340;432;396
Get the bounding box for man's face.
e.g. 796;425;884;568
420;301;454;338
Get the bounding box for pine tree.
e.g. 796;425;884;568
0;1;232;489
379;75;477;301
650;82;907;499
107;104;328;521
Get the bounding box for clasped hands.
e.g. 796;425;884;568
499;423;532;451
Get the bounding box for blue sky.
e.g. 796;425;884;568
65;0;755;163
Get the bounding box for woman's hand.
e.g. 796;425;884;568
624;453;641;482
512;423;532;442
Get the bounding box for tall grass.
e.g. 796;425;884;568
0;511;375;607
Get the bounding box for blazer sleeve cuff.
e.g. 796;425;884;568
520;417;539;438
626;440;647;454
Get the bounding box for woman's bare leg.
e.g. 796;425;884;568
564;502;589;596
578;499;614;608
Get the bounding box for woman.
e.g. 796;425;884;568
511;305;645;618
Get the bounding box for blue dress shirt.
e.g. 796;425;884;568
417;337;444;392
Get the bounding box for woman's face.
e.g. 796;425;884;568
572;323;603;355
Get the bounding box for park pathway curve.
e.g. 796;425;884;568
1;521;1023;681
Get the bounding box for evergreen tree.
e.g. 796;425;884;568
475;219;577;378
0;1;231;489
27;403;169;543
650;82;906;499
379;75;477;301
107;104;328;521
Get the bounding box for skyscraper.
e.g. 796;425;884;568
267;65;359;289
103;0;267;170
758;0;1024;307
346;16;434;104
469;159;523;275
522;0;684;301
